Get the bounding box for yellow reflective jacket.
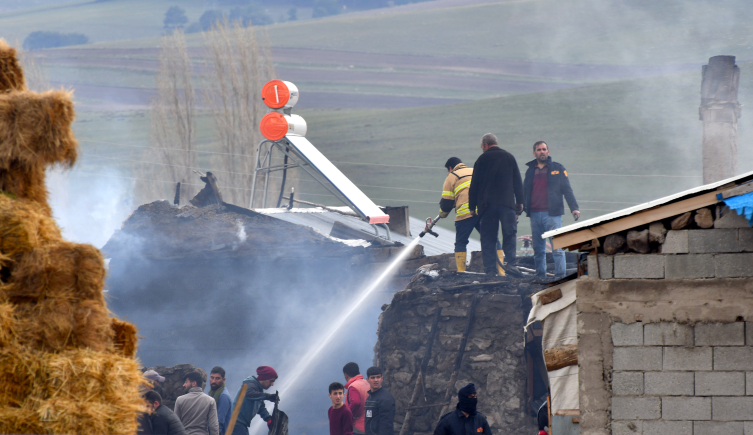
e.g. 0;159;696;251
440;163;474;221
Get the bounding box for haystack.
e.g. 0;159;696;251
0;39;144;434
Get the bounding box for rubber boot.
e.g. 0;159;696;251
455;252;467;272
496;250;506;276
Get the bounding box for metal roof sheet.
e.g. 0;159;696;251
255;207;479;256
543;169;753;239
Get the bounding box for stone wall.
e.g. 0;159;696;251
375;271;542;435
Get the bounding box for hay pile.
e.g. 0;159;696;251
0;39;145;435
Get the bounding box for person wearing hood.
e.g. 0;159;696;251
523;141;580;279
343;362;370;434
433;384;491;435
230;366;279;435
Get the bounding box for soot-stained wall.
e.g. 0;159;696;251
375;271;541;435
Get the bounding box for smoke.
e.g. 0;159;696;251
47;166;135;249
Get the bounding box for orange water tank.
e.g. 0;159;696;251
261;80;299;109
260;112;307;141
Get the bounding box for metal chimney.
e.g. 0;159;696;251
700;55;742;184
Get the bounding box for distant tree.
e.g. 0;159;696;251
229;6;272;27
219;0;250;5
287;7;297;21
23;31;88;50
185;22;203;34
199;10;226;31
312;0;340;18
164;6;189;29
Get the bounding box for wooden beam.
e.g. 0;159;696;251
544;344;578;371
719;182;753;199
552;191;721;249
539;289;562;305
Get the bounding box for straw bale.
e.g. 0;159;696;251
111;317;139;358
0;302;15;344
0;344;44;406
6;241;106;302
0;39;26;92
0;89;78;212
0;406;45;435
0;195;62;260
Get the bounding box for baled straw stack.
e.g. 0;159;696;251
0;39;145;434
0;39;26;92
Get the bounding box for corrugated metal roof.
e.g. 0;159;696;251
543;169;753;239
255;207;479;256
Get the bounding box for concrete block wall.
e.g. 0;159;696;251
587;227;753;280
610;321;753;435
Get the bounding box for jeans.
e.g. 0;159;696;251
530;211;565;278
479;204;518;273
454;215;501;253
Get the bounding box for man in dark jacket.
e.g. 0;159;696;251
434;383;491;435
364;366;395;435
231;366;279;435
468;133;525;274
145;390;188;435
523;141;580;278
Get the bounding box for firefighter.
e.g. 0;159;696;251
433;384;491;435
439;157;503;274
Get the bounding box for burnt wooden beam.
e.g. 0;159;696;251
544;344;578;371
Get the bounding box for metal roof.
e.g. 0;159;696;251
543;169;753;239
255;207;479;256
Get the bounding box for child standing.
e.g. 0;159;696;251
329;382;354;435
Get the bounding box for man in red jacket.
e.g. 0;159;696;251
343;362;370;434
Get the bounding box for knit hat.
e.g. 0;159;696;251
458;383;476;398
143;370;165;383
256;366;278;381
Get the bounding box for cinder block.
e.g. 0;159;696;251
748;322;753;346
613;255;665;279
588;253;613;279
613;372;644;396
614;347;663;371
661;396;711;420
644;371;694;396
745;421;753;435
663;347;712;371
747;373;753;395
695;322;745;346
740;228;753;252
612;322;644;346
664;254;716;279
695;421;744;435
644;323;693;346
714;347;753;370
643;420;691;435
712;397;753;421
689;229;740;253
715;253;753;278
612;420;642;435
612;397;661;420
696;371;745;396
663;230;689;254
715;205;750;229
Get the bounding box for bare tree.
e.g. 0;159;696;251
202;19;284;207
135;29;197;205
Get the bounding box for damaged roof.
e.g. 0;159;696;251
543;170;753;249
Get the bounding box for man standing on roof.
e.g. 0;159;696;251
523;141;580;279
468;134;525;275
231;366;279;435
440;157;504;275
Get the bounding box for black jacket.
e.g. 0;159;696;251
523;157;578;217
365;388;395;435
152;404;188;435
468;146;524;214
434;409;492;435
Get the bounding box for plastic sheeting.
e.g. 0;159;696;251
723;191;753;226
527;280;579;414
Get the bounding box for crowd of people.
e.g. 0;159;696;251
137;363;489;435
440;135;580;278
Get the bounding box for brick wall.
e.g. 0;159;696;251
587;227;753;280
610;321;753;435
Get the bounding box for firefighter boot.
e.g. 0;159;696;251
496;250;506;276
455;252;467;272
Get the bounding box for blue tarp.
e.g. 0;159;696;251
722;191;753;227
